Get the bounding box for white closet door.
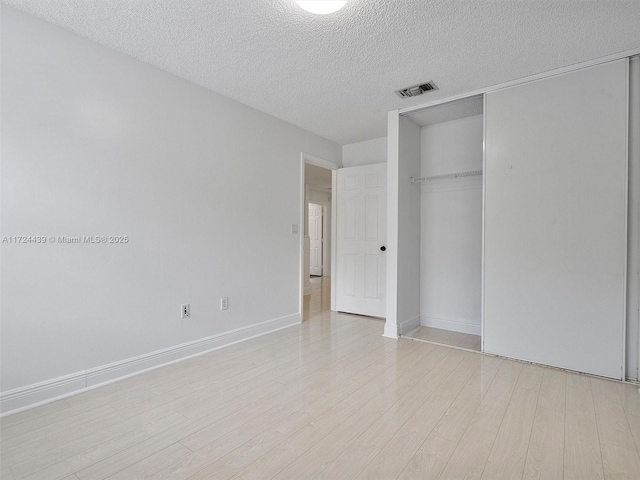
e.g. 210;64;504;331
484;59;628;379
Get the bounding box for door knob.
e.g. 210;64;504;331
380;246;386;252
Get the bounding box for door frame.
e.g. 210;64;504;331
299;153;339;317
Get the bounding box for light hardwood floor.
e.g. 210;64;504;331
404;326;481;352
1;276;640;479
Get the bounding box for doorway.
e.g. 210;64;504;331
300;154;338;320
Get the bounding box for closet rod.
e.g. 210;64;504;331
411;169;483;183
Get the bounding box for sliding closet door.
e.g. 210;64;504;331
484;59;628;379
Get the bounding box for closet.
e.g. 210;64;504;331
405;96;484;352
386;56;638;380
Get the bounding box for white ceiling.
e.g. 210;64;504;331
5;0;640;145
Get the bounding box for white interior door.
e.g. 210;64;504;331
336;164;387;317
309;203;323;276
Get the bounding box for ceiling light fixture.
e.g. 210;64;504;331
296;1;347;15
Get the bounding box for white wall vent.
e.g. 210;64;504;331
395;81;438;98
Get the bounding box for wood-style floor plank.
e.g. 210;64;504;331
522;364;567;480
396;433;457;480
481;381;540;479
314;440;381;480
152;341;426;479
283;351;477;480
397;356;502;480
0;400;72;433
0;468;16;480
234;341;441;480
601;442;640;480
522;406;565;480
105;442;192;480
591;377;637;451
356;347;462;448
182;410;313;480
468;360;523;434
357;353;482;479
11;412;188;480
564;374;605;480
431;356;503;444
438;426;497;480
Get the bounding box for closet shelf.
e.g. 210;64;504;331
411;169;483;183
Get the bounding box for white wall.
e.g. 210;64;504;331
0;6;341;412
342;137;387;167
420;115;483;335
397;119;422;333
385;114;421;337
308;189;332;204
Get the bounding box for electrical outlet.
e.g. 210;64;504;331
292;224;299;234
181;304;190;318
220;297;229;310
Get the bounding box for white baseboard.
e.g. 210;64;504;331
420;315;481;336
399;316;421;335
383;316;421;339
382;322;399;339
1;313;300;416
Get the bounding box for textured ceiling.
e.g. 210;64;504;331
5;0;640;145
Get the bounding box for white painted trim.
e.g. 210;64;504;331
630;56;640;382
331;170;337;310
420;315;482;336
303;153;339;171
481;92;487;353
399;316;421;335
623;57;630;381
384;111;400;334
382;322;399;339
399;47;640;116
300;158;306;315
0;313;300;416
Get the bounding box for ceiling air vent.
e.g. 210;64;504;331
395;81;438;98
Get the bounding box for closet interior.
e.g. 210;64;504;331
402;95;484;352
